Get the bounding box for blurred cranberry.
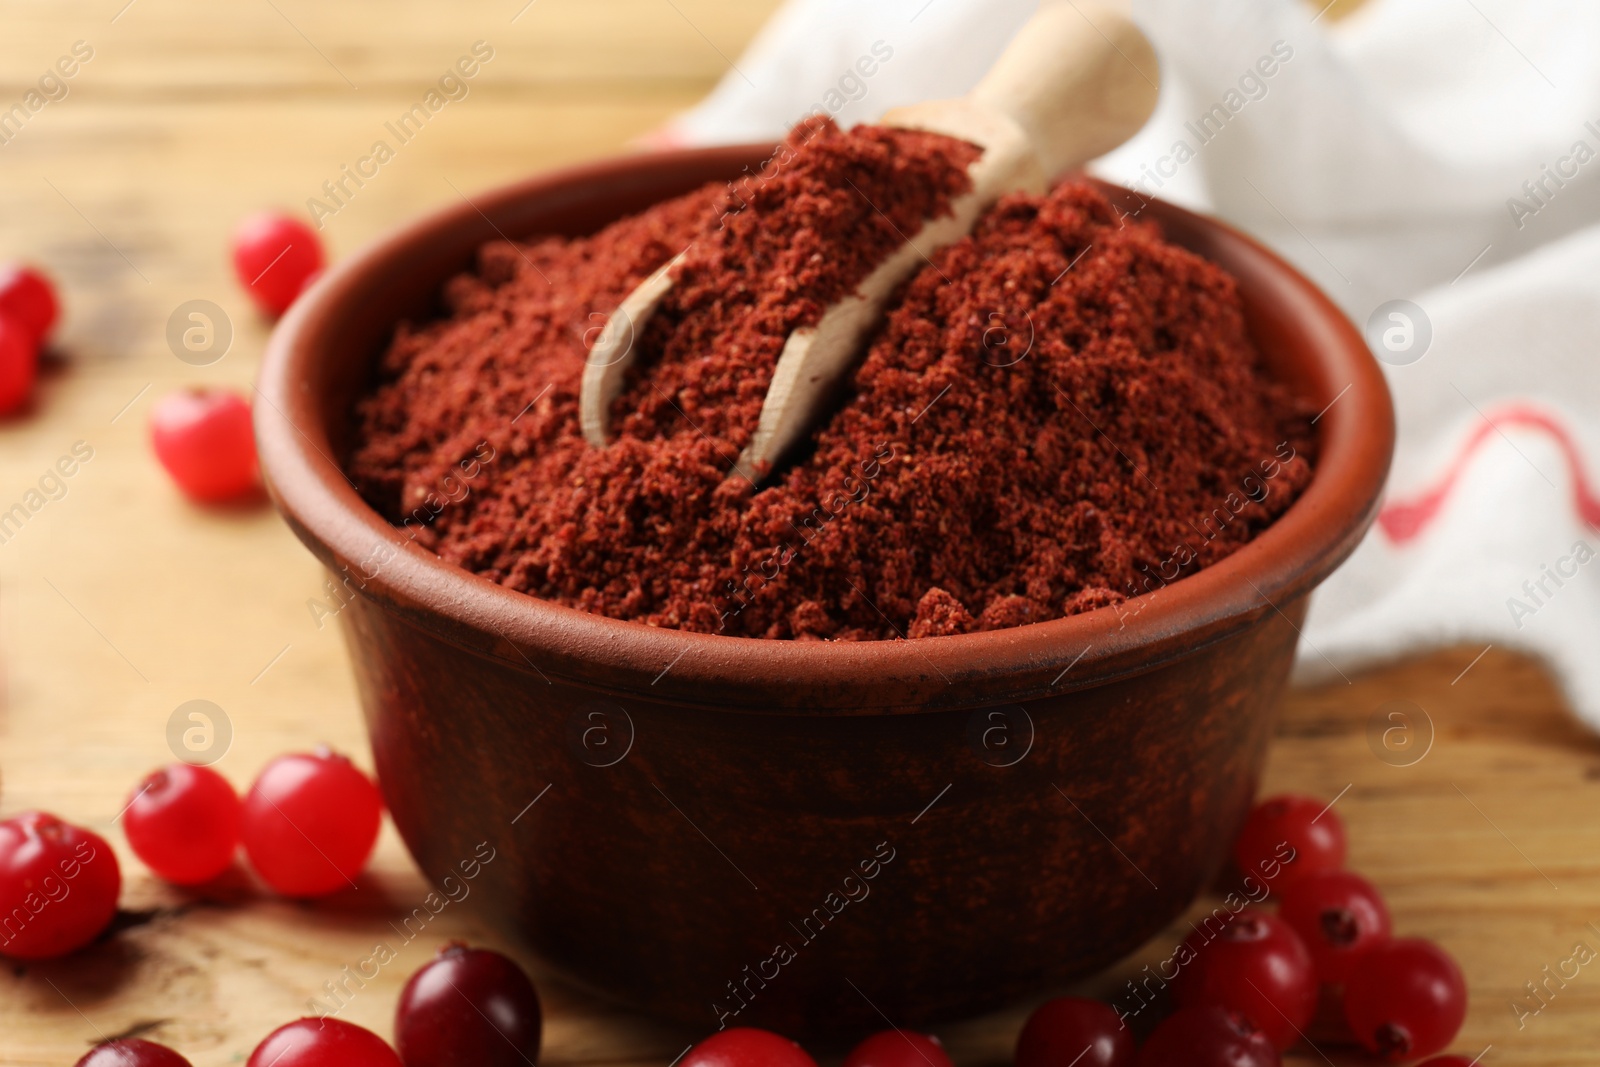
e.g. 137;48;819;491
396;943;542;1067
149;388;258;502
0;317;37;415
844;1029;953;1067
0;263;59;345
247;1018;400;1067
0;811;121;959
1173;909;1317;1050
1278;869;1392;984
75;1038;193;1066
1137;1006;1278;1067
681;1028;816;1067
124;763;242;885
1016;997;1133;1067
232;212;324;316
1233;794;1346;890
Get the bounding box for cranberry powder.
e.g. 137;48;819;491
349;119;1313;640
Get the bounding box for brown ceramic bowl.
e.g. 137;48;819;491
256;145;1393;1039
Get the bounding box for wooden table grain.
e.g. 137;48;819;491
3;1;1593;1065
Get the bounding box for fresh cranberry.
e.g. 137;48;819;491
396;943;542;1067
232;212;324;317
1015;997;1132;1067
1173;909;1317;1050
1137;1006;1279;1067
75;1038;194;1066
149;388;258;502
0;811;121;959
1277;869;1391;984
844;1029;953;1067
241;748;382;897
1232;794;1346;890
0;316;37;416
0;263;59;345
1343;938;1467;1060
247;1018;401;1067
123;763;241;885
681;1028;817;1067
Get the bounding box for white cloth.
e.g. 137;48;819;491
652;0;1600;726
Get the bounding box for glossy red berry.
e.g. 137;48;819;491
1173;909;1317;1050
1015;997;1132;1067
681;1028;817;1067
1277;869;1391;984
0;316;38;416
1137;1006;1279;1067
247;1018;401;1067
232;212;324;316
1233;794;1346;890
396;943;542;1067
149;388;258;502
75;1037;194;1066
0;811;121;959
123;763;242;885
844;1029;953;1067
1343;938;1467;1060
0;263;59;345
242;748;382;897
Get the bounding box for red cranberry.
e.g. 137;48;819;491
0;317;37;416
75;1038;193;1066
232;212;324;317
1015;997;1132;1067
0;811;121;959
396;943;542;1067
149;388;258;502
0;263;59;345
1343;938;1468;1060
247;1018;401;1067
123;763;241;885
844;1029;953;1067
1277;868;1391;984
1173;909;1317;1050
1137;1006;1278;1067
681;1028;817;1067
1233;794;1346;890
241;748;382;897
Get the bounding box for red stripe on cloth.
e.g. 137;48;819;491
1378;404;1600;544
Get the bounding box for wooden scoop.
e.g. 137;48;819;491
580;0;1159;478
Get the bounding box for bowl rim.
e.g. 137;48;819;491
256;143;1394;713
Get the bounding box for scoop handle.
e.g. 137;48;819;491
968;0;1159;179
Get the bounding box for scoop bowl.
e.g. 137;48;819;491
255;144;1393;1038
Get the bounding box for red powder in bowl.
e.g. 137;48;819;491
349;120;1314;641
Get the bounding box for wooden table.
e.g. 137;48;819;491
3;1;1595;1064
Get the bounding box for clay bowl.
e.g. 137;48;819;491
256;144;1393;1039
